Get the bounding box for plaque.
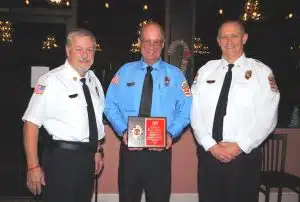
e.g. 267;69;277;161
128;116;166;148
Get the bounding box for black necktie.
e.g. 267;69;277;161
80;78;98;144
212;64;234;142
139;66;153;117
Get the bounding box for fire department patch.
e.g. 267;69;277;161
245;70;252;80
111;75;119;85
181;81;192;97
268;74;279;93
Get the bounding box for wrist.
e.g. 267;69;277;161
27;165;40;172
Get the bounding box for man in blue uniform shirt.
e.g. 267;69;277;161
105;21;191;202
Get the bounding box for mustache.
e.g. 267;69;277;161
79;58;90;63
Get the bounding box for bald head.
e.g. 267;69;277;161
139;22;165;42
218;21;245;39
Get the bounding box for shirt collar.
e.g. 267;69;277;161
220;54;246;69
139;58;162;71
63;60;91;82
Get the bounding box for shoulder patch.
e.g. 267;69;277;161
34;85;46;94
111;75;119;85
181;81;192;97
268;74;279;93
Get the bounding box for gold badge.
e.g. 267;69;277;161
245;70;252;80
164;76;170;86
73;77;77;81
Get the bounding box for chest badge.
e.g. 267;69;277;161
245;70;252;80
72;77;77;81
164;76;170;86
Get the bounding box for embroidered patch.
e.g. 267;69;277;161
111;75;119;85
268;74;279;93
245;70;252;80
34;85;46;94
181;81;192;97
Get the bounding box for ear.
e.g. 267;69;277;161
138;38;141;47
217;36;221;47
65;46;70;57
242;33;248;45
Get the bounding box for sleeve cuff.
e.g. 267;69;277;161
22;117;42;128
201;136;217;151
236;136;252;154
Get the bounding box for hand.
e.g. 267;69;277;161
123;131;142;151
94;152;104;175
219;142;242;159
208;144;235;163
26;166;45;195
149;133;172;152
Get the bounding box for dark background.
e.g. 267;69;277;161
0;0;299;197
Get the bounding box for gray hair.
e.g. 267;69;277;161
66;28;96;48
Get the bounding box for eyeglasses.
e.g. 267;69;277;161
140;39;163;47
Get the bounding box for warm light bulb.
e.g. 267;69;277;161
143;4;148;11
105;2;109;8
219;9;223;15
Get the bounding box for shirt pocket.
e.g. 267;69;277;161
232;83;255;108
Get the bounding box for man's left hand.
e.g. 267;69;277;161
149;133;172;152
94;152;104;175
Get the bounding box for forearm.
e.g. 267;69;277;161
23;121;40;168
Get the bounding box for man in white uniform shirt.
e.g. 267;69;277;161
22;28;105;202
191;21;280;202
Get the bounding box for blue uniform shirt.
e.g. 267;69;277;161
104;59;192;138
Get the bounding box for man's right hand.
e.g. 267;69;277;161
26;166;46;195
123;131;142;151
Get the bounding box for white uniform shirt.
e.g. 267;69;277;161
22;60;105;142
191;54;280;153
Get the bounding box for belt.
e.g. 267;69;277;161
50;140;97;153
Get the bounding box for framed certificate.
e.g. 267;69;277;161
128;116;167;148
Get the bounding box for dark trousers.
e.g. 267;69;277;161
118;144;171;202
198;146;261;202
42;147;95;202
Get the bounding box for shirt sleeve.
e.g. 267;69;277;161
235;67;280;153
92;72;106;140
167;72;192;138
190;67;217;151
104;68;127;136
22;74;52;127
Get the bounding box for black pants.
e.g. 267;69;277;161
198;146;261;202
42;147;95;202
118;144;171;202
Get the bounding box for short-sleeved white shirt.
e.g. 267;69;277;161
22;60;105;142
